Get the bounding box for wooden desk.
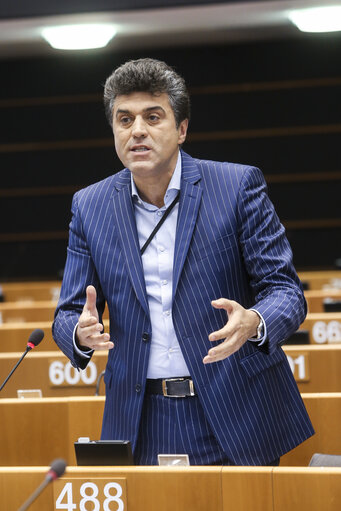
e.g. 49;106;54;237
0;300;57;322
0;281;61;302
304;290;341;313
273;467;341;511
300;312;341;344
281;393;341;467
298;270;341;290
0;322;57;351
0;396;105;466
283;345;341;392
0;320;110;352
0;394;340;468
0;351;108;398
0;466;340;511
0;301;109;323
0;345;339;398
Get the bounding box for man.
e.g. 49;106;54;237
53;58;314;466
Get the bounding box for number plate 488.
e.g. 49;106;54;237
54;479;127;511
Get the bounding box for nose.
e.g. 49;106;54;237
131;116;147;138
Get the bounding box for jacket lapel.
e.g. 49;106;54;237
173;152;202;298
111;171;149;316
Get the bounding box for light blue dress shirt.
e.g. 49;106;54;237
132;151;190;378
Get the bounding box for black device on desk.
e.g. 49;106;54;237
74;439;134;466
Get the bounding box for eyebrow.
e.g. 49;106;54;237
115;105;166;118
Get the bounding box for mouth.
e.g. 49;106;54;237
130;145;150;153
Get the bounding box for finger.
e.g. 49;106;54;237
78;315;98;329
78;321;105;337
84;285;98;316
203;334;241;364
209;324;234;342
209;313;241;341
77;329;114;351
211;298;235;312
87;334;114;350
86;334;114;351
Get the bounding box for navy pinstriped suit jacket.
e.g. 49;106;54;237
53;151;314;465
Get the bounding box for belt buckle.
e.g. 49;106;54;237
162;377;195;398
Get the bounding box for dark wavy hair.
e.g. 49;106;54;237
103;58;190;128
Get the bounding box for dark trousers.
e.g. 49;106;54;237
134;393;280;466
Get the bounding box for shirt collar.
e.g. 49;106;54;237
131;151;181;209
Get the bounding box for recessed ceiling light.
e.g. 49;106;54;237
288;6;341;33
41;24;117;50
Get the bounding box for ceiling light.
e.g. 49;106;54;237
288;6;341;33
41;24;117;50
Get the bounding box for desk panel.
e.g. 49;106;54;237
273;467;341;511
1;394;341;467
0;351;108;398
1;466;340;511
298;270;341;291
221;467;273;511
281;393;341;466
300;312;341;344
0;301;56;322
0;466;222;511
0;320;110;352
0;301;109;323
304;290;341;313
283;345;341;392
0;397;104;466
0;281;61;302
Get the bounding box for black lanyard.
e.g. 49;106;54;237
140;193;180;256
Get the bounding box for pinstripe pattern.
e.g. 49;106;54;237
134;394;232;466
53;150;314;465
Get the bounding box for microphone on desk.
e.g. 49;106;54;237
18;458;67;511
0;328;44;392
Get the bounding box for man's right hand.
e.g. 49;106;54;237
76;285;114;351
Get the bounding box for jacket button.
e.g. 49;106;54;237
142;332;150;343
135;384;142;393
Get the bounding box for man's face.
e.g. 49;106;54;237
112;91;188;182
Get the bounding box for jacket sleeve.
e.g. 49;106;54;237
237;166;307;354
52;192;106;369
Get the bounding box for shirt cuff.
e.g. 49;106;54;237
248;309;267;346
73;322;93;359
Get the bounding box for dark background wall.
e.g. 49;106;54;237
0;34;340;280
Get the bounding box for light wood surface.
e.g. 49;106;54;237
298;270;341;290
281;393;341;466
282;345;341;392
0;466;340;511
0;320;110;352
0;396;105;466
0;300;109;323
304;290;341;313
0;350;108;398
273;467;341;511
0;300;57;322
0;321;58;351
300;312;341;344
221;467;273;511
1;394;340;468
0;281;61;302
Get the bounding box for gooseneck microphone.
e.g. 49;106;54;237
18;458;67;511
0;328;44;391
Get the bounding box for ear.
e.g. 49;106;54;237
177;119;188;145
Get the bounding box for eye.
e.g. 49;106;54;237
148;113;160;122
119;115;132;126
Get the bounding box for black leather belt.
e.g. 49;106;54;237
146;377;196;397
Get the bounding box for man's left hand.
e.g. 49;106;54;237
203;298;260;364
